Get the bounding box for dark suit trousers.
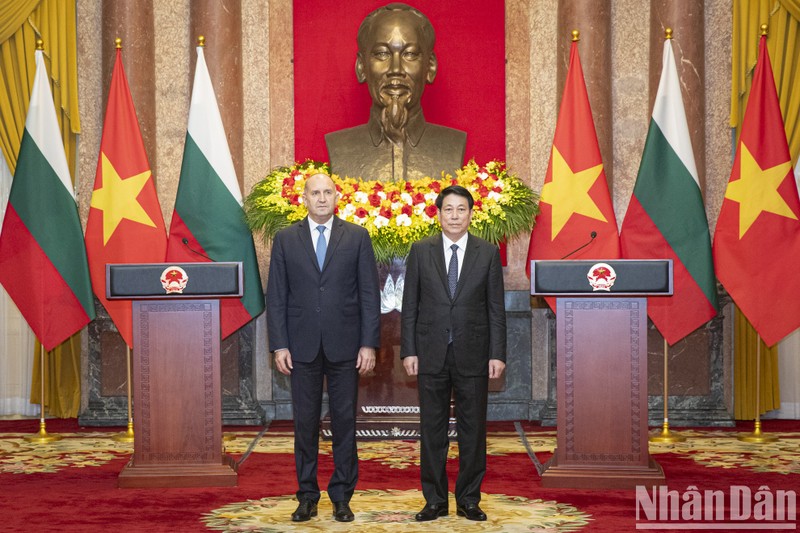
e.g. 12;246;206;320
418;344;489;506
291;349;359;504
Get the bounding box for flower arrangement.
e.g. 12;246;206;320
244;159;539;263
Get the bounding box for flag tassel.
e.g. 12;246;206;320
24;344;62;444
738;339;778;443
649;338;686;443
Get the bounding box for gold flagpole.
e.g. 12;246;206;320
112;345;135;442
650;338;685;443
25;344;62;443
738;337;777;443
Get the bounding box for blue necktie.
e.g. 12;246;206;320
448;243;458;298
316;226;327;269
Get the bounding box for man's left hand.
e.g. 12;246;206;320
356;346;376;375
489;359;506;379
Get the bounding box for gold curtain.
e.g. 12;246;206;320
730;0;800;419
0;0;82;418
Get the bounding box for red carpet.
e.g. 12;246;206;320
1;419;798;532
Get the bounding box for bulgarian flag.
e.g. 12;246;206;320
166;44;264;338
713;34;800;347
526;37;620;292
0;49;95;351
85;45;168;348
620;37;719;345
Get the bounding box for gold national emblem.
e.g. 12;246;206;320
160;266;189;294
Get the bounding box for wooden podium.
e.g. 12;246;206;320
531;259;671;489
107;262;243;488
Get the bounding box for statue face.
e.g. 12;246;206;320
357;10;436;117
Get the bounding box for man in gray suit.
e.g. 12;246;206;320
267;173;380;523
401;185;506;522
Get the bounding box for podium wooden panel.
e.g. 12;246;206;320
107;263;242;488
531;260;670;489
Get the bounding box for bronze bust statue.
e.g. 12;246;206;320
325;3;466;181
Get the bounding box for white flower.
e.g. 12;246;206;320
374;216;390;228
340;203;356;218
378;191;387;200
353;191;369;204
424;192;438;202
488;191;502;201
395;214;412;227
400;192;413;204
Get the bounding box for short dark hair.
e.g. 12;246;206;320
357;3;436;53
435;185;474;210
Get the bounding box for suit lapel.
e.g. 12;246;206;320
454;233;479;301
323;217;345;271
298;217;320;272
429;234;450;298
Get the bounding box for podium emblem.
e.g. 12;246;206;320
587;263;616;291
160;266;189;294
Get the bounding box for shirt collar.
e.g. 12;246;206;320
309;217;334;233
367;107;427;147
442;232;469;251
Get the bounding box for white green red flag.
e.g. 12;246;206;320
0;49;95;350
620;38;719;345
713;35;800;347
166;46;264;337
526;39;620;298
85;47;168;348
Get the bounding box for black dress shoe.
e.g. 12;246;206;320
457;503;487;521
332;501;354;522
415;503;448;521
291;499;318;522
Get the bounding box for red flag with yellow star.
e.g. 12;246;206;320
526;39;620;295
85;47;167;347
713;35;800;347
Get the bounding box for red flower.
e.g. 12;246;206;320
478;185;490;197
424;204;438;218
412;192;426;205
335;183;342;192
401;204;412;216
289;194;300;206
368;193;382;207
450;178;459;186
474;200;483;210
379;206;392;219
388;190;400;202
353;183;360;191
355;207;368;218
404;181;414;192
282;176;296;187
493;186;502;193
373;182;384;192
430;182;441;193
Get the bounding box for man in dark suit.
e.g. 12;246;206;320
266;173;380;523
401;185;506;522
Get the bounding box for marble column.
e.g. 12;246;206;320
557;0;613;188
80;0;158;426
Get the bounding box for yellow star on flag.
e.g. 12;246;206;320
541;146;607;240
90;153;157;245
725;143;796;239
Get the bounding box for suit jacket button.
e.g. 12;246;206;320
316;307;321;312
320;287;325;291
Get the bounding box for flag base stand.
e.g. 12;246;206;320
649;421;686;443
112;421;135;443
738;420;778;443
25;420;62;444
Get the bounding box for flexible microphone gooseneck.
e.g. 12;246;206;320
182;238;213;261
560;231;597;259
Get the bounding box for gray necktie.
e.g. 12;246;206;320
448;243;458;298
316;226;327;269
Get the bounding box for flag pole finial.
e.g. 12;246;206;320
571;30;579;42
761;23;768;36
115;38;122;49
198;35;205;47
36;39;43;50
665;28;673;40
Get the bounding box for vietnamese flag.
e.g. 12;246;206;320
526;37;620;298
621;37;719;345
85;45;168;348
0;49;95;350
713;34;800;347
166;44;264;338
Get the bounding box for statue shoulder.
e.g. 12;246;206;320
424;123;467;144
325;124;371;147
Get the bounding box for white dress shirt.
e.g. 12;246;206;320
442;233;468;280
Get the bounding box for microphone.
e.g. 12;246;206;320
182;238;213;261
560;231;597;259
